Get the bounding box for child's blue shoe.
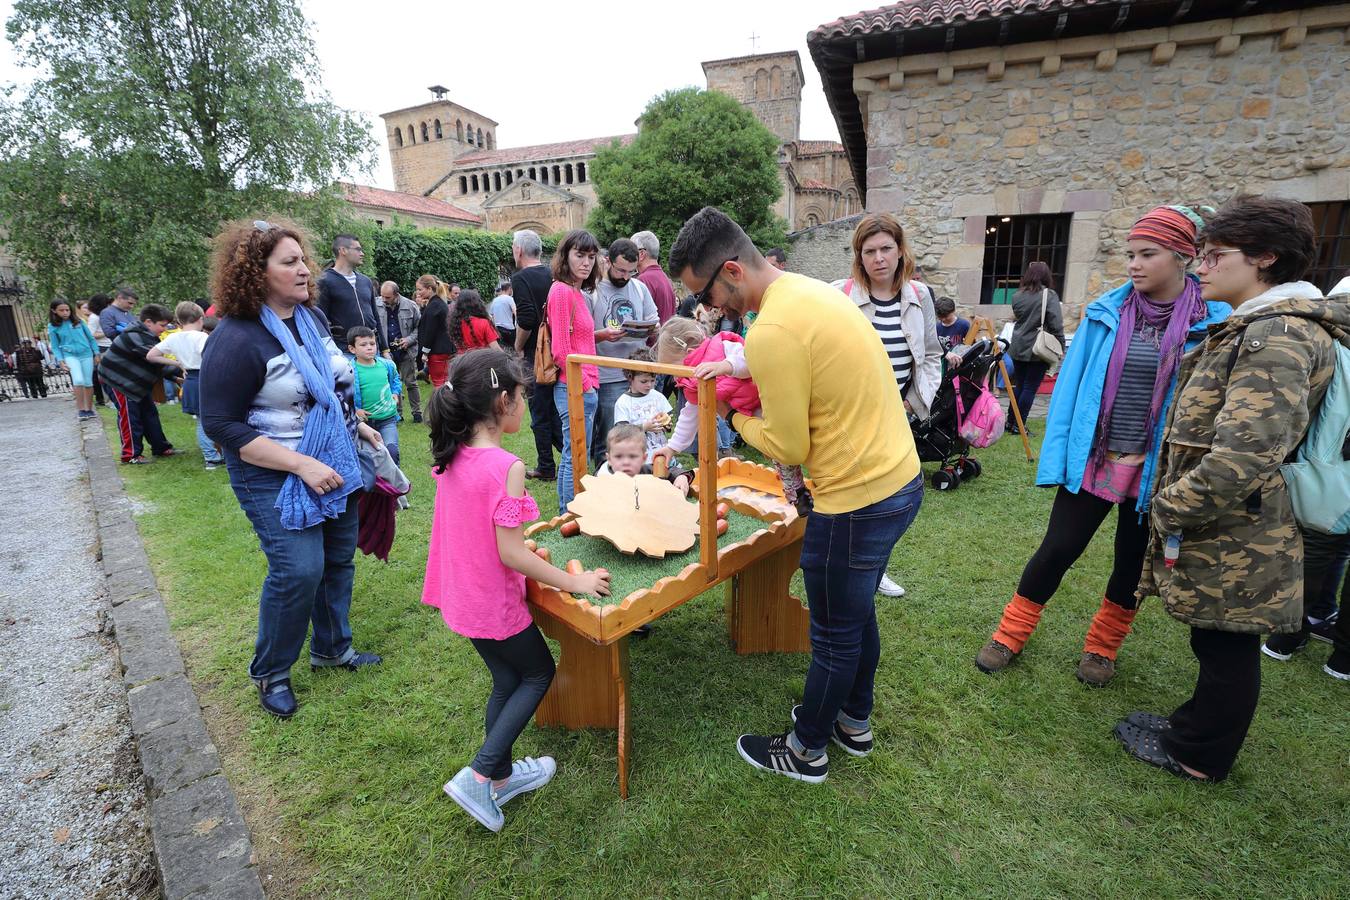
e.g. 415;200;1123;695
495;756;557;806
444;767;503;832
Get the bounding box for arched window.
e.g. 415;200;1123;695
421;121;429;142
806;213;820;227
434;119;443;139
529;167;537;180
456;119;463;141
407;123;415;144
505;171;513;185
771;66;783;97
471;174;479;192
565;163;574;184
493;172;502;191
551;164;560;184
756;68;769;99
459;176;468;194
487;132;495;149
541;167;549;184
393;127;403;148
577;162;586;182
476;128;483;146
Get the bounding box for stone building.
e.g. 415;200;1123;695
806;0;1350;323
378;52;859;235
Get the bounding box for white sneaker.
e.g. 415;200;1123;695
877;574;906;597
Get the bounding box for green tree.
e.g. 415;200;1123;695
587;88;786;265
0;0;373;301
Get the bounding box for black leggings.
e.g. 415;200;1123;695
468;623;556;781
1017;487;1150;609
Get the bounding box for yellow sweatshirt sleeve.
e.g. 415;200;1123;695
733;322;811;466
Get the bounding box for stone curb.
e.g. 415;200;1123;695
81;422;265;900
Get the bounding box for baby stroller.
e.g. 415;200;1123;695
909;337;1007;491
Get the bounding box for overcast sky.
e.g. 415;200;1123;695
0;0;851;190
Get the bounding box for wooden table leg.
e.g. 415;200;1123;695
727;537;811;654
531;609;632;796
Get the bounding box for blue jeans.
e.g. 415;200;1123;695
554;382;597;511
591;380;628;466
673;390;734;450
791;475;924;753
228;461;360;686
370;415;400;464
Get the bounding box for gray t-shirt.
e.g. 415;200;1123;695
590;276;658;384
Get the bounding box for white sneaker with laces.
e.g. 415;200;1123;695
877;574;906;598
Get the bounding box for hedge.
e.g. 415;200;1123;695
326;220;560;297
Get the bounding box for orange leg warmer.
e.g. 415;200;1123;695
991;593;1045;654
1082;598;1138;661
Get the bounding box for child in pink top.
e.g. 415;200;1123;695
652;317;811;514
547;228;603;512
423;348;609;832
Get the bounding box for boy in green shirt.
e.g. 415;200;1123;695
347;326;403;463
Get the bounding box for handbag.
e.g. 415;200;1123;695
532;290;573;385
1031;288;1065;365
954;373;1006;449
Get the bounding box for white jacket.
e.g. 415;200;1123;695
831;277;943;419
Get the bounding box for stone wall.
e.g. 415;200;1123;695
785;215;861;284
853;7;1350;324
382;99;498;195
483;200;583;236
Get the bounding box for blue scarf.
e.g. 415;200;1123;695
261;304;361;530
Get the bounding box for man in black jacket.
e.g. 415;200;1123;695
317;234;386;352
98;304;180;463
510;229;562;480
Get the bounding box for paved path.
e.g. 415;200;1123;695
0;399;155;899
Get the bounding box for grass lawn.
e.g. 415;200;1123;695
103;404;1348;899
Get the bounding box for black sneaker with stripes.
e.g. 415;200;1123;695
736;732;829;783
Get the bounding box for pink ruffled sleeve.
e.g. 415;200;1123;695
493;494;540;527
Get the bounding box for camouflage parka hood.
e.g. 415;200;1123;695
1139;281;1350;634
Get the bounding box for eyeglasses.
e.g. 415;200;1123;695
253;219;275;233
692;255;738;307
1199;248;1243;268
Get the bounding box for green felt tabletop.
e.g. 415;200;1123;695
529;509;772;604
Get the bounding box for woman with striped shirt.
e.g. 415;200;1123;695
834;213;942;598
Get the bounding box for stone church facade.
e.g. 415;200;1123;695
807;0;1350;322
378;52;857;235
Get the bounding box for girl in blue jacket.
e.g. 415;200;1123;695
48;299;101;419
976;206;1231;686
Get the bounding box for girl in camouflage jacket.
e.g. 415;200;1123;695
1120;196;1350;783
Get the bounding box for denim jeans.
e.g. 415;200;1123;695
196;419;223;463
1009;359;1049;426
554;382;597;512
228;461;360;686
468;623;557;780
791;475;924;753
591;380;628;466
370;415;400;464
673;391;734;450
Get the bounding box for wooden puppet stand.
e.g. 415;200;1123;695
966;316;1034;462
522;356;810;798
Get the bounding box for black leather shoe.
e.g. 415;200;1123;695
526;469;556;481
257;679;297;718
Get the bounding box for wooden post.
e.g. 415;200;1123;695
566;357;587;503
696;377;719;582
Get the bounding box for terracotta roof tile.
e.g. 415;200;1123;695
340;182;482;224
795;140;845;156
453;134;635;167
810;1;1109;39
799;178;836;191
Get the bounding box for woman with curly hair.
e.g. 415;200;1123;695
200;218;385;719
447;289;501;355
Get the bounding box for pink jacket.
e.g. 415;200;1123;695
676;332;760;415
547;282;599;390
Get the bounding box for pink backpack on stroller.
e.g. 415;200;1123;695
953;374;1006;449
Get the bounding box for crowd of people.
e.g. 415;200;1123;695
34;193;1350;832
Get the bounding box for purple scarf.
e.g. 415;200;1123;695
1094;278;1206;463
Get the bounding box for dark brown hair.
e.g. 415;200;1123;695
48;299;74;328
209;218;317;319
1200;194;1317;285
850;213;915;295
1019;261;1055;292
551;229;602;291
427;349;526;472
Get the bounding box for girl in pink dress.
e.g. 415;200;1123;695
422;348;610;832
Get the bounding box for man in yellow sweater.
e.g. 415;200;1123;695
668;206;924;783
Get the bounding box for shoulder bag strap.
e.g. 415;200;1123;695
1039;288;1049;329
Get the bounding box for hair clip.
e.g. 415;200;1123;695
489;367;499;388
445;380;453;391
673;336;689;350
